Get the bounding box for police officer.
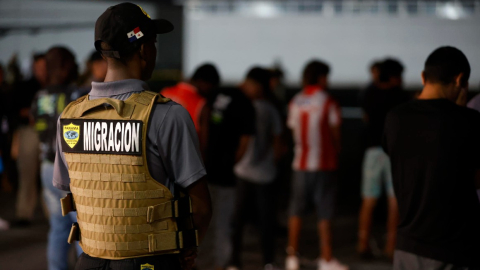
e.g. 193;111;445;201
52;3;212;270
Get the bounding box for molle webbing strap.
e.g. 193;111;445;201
75;198;192;222
65;154;143;166
76;203;150;218
78;220;168;234
80;230;198;253
61;193;76;216
71;186;164;200
68;171;146;183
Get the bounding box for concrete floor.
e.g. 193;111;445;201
0;191;392;270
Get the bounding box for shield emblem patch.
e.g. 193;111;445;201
63;123;80;149
140;263;154;270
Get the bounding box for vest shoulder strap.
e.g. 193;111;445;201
156;94;171;104
128;90;157;106
61;95;89;119
129;91;171;106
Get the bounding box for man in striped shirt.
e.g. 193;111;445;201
285;60;348;270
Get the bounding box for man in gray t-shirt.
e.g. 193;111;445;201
234;99;283;183
227;67;283;269
54;3;212;270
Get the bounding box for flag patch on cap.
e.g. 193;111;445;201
127;27;144;42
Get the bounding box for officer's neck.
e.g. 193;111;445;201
104;63;143;82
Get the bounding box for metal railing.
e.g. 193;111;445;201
184;1;480;19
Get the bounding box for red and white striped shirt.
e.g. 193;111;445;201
287;86;342;171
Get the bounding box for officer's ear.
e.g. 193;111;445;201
138;44;147;62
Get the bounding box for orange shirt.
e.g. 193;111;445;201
161;82;206;131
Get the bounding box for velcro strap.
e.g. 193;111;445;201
174;196;193;218
147;197;193;223
68;171;146;183
60;193;76;216
65;153;143;165
147;201;173;223
68;222;80;244
177;230;199;249
78;220;168;234
156;95;171;104
135;91;157;106
71;186;164;200
76;198;191;221
80;230;198;252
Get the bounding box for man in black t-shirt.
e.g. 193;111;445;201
206;87;255;187
30;46;83;269
358;59;410;259
196;64;256;269
383;46;480;269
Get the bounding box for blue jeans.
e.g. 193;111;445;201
41;161;82;270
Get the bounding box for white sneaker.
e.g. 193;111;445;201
317;258;349;270
285;255;300;270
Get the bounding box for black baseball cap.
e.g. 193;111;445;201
95;2;173;58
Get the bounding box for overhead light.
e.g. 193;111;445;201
437;2;467;20
251;2;280;18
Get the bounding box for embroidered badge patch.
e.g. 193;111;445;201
127;27;144;42
63;123;80;148
140;263;154;270
60;119;143;155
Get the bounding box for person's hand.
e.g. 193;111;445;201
179;249;197;270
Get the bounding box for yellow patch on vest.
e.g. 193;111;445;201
137;5;151;18
140;263;154;270
63;123;80;148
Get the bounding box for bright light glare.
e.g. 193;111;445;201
437;3;466;20
251;2;280;18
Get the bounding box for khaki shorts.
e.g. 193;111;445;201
361;147;394;198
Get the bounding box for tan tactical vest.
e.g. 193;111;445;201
60;91;198;260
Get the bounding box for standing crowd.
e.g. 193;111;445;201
0;6;479;270
158;46;480;270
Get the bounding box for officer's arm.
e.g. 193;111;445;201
186;176;212;243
